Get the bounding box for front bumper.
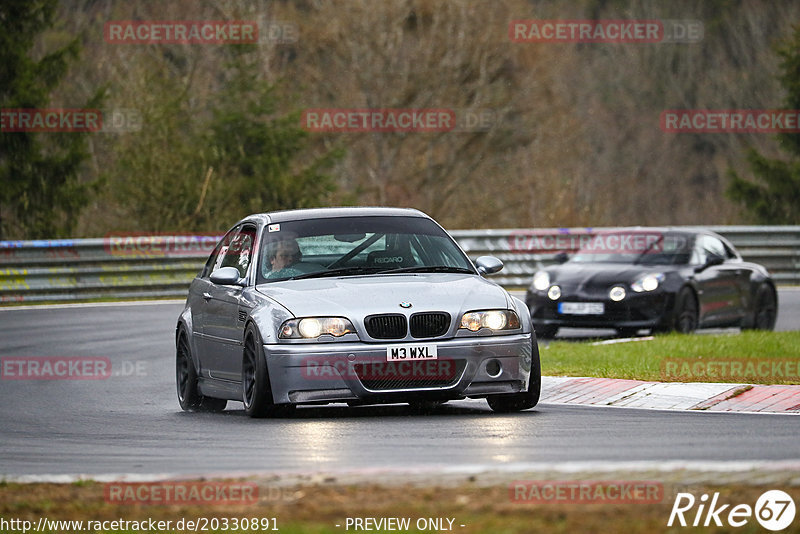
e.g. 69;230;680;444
264;333;533;405
527;290;674;330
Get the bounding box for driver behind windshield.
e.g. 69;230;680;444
262;237;323;279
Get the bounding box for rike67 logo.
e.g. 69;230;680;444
668;490;796;531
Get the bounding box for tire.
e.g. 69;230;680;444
673;287;698;334
487;339;541;413
747;284;777;331
176;330;227;412
242;324;294;418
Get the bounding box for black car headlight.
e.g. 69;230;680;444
532;271;550;291
459;310;520;332
631;273;665;292
279;317;356;339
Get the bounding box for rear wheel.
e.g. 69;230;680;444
242;325;294;418
748;285;777;331
176;331;227;412
487;340;541;413
673;287;698;334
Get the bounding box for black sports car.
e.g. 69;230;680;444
525;228;778;337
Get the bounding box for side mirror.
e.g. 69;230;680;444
210;266;244;286
554;251;569;264
475;255;504;275
694;253;724;273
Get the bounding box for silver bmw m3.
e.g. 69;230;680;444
176;207;540;417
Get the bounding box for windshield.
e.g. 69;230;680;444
569;231;693;265
257;216;475;283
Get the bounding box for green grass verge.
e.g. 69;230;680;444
540;331;800;384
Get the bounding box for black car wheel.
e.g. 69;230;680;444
673;287;698;333
176;330;227;412
487;340;541;413
242;324;294;418
749;284;777;331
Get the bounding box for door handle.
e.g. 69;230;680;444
203;292;212;301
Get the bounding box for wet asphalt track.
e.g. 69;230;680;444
0;290;798;476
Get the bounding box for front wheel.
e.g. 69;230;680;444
487;340;541;413
242;325;294;418
673;287;698;334
176;331;227;412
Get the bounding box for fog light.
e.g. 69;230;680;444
485;359;502;377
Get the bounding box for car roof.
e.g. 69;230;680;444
239;206;430;226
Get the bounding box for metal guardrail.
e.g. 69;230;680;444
0;227;798;304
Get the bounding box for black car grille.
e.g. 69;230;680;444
365;314;407;339
410;312;450;338
354;359;465;391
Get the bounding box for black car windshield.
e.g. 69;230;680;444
569;231;693;265
257;216;475;283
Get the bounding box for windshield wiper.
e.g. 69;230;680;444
633;235;664;265
288;266;385;280
378;265;475;274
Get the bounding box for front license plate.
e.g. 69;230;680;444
387;344;438;361
558;302;605;315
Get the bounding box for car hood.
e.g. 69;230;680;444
256;273;509;318
550;262;675;287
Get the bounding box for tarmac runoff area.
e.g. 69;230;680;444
542;376;800;413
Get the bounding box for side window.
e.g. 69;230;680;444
703;236;727;260
220;225;256;277
202;228;237;278
690;237;706;265
722;241;738;260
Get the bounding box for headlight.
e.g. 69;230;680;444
547;285;561;300
279;317;355;339
532;271;550;291
609;286;626;302
460;310;520;332
631;273;664;292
